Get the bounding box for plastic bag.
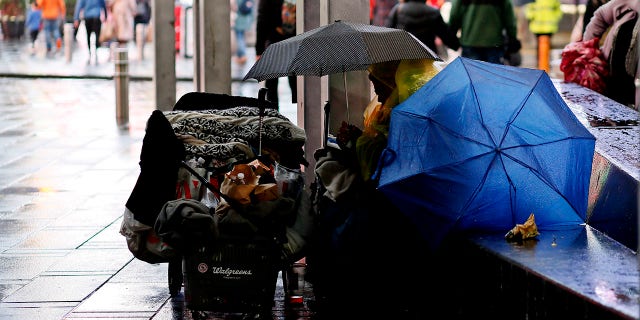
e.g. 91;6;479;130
560;38;609;94
395;59;442;102
119;207;177;263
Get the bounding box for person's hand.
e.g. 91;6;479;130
73;20;79;28
256;55;261;61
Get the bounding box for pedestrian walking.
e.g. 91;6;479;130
371;0;398;26
74;0;108;64
36;0;65;56
448;0;518;64
231;0;255;65
110;0;136;48
385;0;460;56
255;0;297;107
133;0;151;43
525;0;563;73
583;0;611;33
60;0;79;44
583;0;639;108
26;1;42;54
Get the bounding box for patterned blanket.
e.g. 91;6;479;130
164;107;306;168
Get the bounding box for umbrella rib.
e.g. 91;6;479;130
455;152;499;226
466;70;498;148
500;138;586;217
430;118;495;149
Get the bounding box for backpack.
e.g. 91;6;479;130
238;0;254;15
281;0;296;37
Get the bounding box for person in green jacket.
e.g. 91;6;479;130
525;0;562;72
448;0;518;64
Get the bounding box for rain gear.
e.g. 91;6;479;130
525;0;563;35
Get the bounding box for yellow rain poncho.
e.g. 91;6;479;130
356;59;442;182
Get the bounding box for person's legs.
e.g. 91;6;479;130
461;46;482;61
42;19;57;52
53;19;62;52
30;29;38;47
85;21;93;51
85;18;101;63
85;18;101;47
484;47;504;65
235;29;246;59
288;75;297;103
462;46;503;64
265;78;279;106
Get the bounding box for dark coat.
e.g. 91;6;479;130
255;0;291;56
385;0;460;52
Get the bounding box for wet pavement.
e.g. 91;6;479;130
0;35;305;319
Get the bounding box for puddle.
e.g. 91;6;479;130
588;115;638;127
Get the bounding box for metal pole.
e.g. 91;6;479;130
63;23;74;63
114;48;129;126
538;35;550;74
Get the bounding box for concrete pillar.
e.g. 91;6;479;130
63;23;74;62
153;0;177;111
325;0;371;136
114;48;129;126
192;0;201;90
195;0;230;94
180;5;194;58
298;0;325;183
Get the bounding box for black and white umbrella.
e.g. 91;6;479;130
243;20;441;120
244;20;440;81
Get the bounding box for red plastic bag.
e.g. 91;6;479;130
560;38;609;94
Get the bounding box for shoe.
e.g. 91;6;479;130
56;38;62;49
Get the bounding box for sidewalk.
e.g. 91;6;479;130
0;37;307;320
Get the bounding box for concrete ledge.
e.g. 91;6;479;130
553;80;639;252
463;228;638;319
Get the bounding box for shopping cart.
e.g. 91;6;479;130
161;89;308;316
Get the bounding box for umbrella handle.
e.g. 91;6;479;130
257;88;268;156
371;148;396;183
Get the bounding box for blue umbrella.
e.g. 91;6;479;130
375;57;595;249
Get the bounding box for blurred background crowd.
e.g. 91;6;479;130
1;0;637;109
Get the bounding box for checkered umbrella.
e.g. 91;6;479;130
243;20;441;81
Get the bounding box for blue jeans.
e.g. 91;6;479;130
461;46;504;64
42;18;61;51
234;29;246;58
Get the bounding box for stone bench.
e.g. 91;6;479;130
429;81;638;319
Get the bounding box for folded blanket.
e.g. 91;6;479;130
165;107;306;168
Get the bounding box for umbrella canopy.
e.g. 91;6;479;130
243;20;441;81
376;57;596;249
